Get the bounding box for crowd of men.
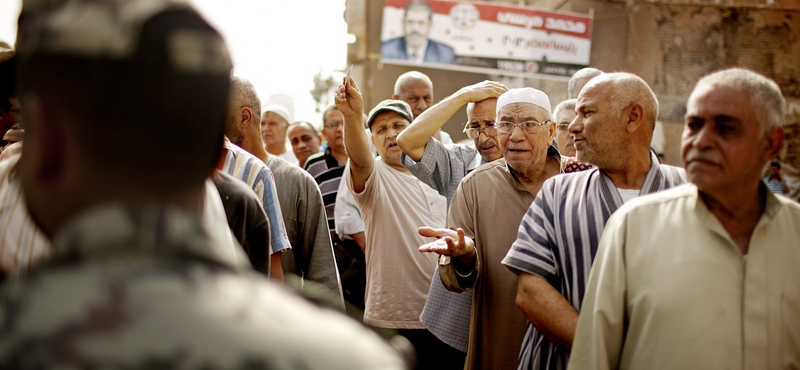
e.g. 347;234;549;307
0;0;798;369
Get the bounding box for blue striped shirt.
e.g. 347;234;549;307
222;141;291;254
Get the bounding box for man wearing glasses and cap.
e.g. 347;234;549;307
417;87;564;370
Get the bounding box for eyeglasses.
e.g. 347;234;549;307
496;120;551;134
324;120;342;129
463;124;497;139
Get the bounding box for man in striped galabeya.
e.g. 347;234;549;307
502;72;686;370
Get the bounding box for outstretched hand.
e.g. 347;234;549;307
334;74;364;121
418;227;475;259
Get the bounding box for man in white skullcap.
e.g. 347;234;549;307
261;103;299;165
417;87;564;370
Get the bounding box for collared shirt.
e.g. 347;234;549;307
568;184;800;370
439;146;563;370
406;39;429;63
502;154;686;370
0;205;406;369
222;141;291;254
402;137;485;352
305;147;346;237
402;136;485;209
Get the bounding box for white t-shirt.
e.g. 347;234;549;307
617;187;640;204
345;158;446;329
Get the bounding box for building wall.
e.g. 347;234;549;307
347;0;800;177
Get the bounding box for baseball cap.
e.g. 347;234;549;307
263;104;292;124
366;99;414;130
15;0;231;75
496;88;552;118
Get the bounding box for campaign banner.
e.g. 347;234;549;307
380;0;592;80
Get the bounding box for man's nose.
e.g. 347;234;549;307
568;115;583;134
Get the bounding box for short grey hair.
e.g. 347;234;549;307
393;71;433;96
553;99;577;121
229;76;261;118
568;67;603;99
586;72;659;130
691;68;785;137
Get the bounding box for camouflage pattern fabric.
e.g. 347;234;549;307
0;206;407;369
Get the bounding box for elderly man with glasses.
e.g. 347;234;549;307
396;80;506;369
416;87;564;370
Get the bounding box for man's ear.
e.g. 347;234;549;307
762;127;785;162
626;103;645;133
392;94;400;100
240;107;253;128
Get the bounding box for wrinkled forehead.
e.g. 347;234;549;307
371;111;409;130
555;108;577;123
261;112;287;125
399;79;433;97
498;103;549;121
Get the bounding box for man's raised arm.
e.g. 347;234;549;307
397;80;507;161
335;77;372;193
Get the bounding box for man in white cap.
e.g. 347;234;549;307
417;87;564;369
261;103;299;165
501;73;685;369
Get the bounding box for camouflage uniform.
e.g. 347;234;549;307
1;1;408;368
0;206;407;369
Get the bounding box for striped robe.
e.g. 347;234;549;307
502;154;686;370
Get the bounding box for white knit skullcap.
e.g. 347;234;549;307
263;104;292;124
496;87;552;118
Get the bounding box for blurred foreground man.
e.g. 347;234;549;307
569;68;800;369
0;1;406;369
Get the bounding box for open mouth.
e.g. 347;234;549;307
388;142;399;149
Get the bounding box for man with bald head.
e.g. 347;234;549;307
502;72;685;369
225;76;342;304
568;67;603;99
569;68;800;370
418;88;564;369
287;121;321;168
393;71;452;143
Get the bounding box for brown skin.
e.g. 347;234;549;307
322;109;348;163
20;95;206;240
682;85;784;254
287;124;321;168
554;109;577;157
393;77;433;119
260;111;289;156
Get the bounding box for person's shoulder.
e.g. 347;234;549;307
619;183;695;215
380;37;405;58
305;152;327;167
429;39;455;53
656;163;687;182
460;159;505;184
269;156;317;186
